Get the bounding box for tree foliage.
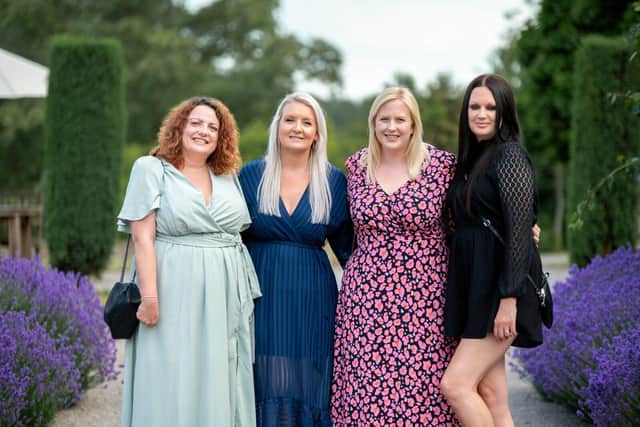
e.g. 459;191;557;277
45;36;126;274
0;99;45;190
0;0;343;191
626;1;640;112
566;35;640;266
421;73;462;155
498;0;637;250
515;0;635;164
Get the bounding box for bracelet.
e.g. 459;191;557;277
142;295;158;300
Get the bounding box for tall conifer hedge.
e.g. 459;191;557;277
45;36;126;274
567;35;640;266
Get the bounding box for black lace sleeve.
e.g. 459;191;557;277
495;143;535;298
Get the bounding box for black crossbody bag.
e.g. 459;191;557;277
481;217;553;329
103;236;141;339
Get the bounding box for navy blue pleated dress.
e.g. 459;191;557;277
239;159;353;427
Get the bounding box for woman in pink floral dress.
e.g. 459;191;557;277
331;87;460;426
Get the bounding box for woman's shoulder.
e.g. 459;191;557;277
238;158;265;181
345;148;367;174
495;141;531;164
328;162;346;177
240;158;265;172
425;143;456;168
131;155;164;177
327;162;347;188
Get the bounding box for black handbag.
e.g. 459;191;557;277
481;217;553;329
104;236;141;339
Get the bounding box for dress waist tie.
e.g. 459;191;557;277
155;232;262;360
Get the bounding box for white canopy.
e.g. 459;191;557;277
0;48;48;99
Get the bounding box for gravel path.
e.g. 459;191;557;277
52;252;581;426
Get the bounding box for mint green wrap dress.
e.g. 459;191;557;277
117;156;262;427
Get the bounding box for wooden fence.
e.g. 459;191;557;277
0;191;43;258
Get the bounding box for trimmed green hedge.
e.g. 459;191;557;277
45;35;126;274
567;35;640;266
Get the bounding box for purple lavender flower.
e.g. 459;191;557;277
0;311;79;427
0;256;117;404
513;246;640;424
583;325;640;427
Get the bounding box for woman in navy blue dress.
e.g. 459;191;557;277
239;92;353;426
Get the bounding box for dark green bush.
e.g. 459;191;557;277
567;35;640;266
0;99;45;191
45;35;126;274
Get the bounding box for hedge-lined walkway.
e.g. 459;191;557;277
52;253;580;427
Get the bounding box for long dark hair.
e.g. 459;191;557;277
457;74;521;210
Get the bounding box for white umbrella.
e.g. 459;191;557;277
0;48;48;99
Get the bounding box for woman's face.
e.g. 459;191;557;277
278;101;318;154
374;99;413;153
181;105;219;158
468;87;497;141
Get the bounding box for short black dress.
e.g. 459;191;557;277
444;140;543;348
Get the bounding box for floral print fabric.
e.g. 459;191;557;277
331;146;460;426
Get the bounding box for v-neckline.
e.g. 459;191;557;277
376;179;411;197
374;145;431;196
163;160;215;209
280;187;309;218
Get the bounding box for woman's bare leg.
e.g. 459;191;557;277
440;336;514;427
477;356;514;427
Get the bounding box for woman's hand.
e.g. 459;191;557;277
532;224;541;247
137;298;159;326
493;297;517;341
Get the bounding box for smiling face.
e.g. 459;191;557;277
468;86;497;141
374;99;414;153
181;105;219;159
277;101;318;154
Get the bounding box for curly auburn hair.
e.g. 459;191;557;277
150;97;241;174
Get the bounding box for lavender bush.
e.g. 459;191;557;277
513;246;640;424
583;325;640;427
0;311;78;427
0;256;117;424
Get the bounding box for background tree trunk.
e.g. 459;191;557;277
553;162;565;251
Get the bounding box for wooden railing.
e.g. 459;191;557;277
0;191;43;258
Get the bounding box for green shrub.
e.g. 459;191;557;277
45;35;126;274
239;120;269;163
567;35;640;266
121;142;152;200
0;99;45;191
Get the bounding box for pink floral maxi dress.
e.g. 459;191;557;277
331;146;460;426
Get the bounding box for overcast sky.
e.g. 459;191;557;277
189;0;538;100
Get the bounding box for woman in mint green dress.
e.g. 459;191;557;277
117;97;261;427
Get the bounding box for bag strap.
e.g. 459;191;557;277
481;217;506;246
119;235;131;283
482;216;548;299
118;157;165;284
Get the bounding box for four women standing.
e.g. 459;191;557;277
118;74;541;426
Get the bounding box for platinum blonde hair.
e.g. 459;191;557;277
363;87;429;183
258;92;332;224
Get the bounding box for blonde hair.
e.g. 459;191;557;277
363;87;428;183
257;92;332;224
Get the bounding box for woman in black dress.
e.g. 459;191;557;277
440;74;542;427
